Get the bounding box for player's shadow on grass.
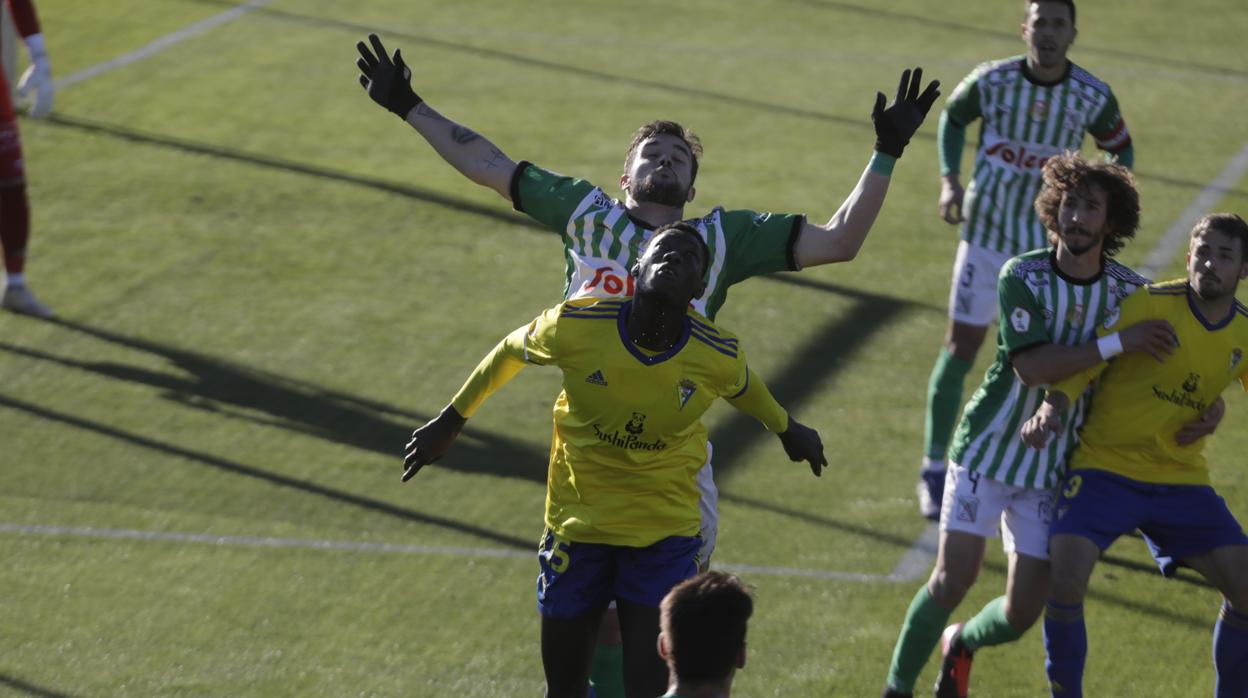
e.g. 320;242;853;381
0;673;78;698
0;320;544;481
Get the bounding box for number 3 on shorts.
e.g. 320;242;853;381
1062;474;1083;501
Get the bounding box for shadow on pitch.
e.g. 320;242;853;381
0;391;533;550
798;0;1248;81
0;674;79;698
1;318;546;483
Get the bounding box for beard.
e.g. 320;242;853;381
1059;226;1101;257
632;173;688;207
1193;273;1238;301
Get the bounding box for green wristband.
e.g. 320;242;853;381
869;151;897;176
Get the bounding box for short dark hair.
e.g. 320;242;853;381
1034;151;1138;258
1027;0;1076;26
1191;213;1248;263
650;221;710;280
625;121;703;185
660;571;753;683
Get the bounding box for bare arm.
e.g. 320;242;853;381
792;163;889;266
357;34;517;200
405;102;517;199
793;68;940;268
1012;318;1179;387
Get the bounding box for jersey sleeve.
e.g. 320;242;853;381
1087;90;1132;156
718;208;803;281
509;161;598;233
450;305;561;417
943;68;983;129
722;349;789;433
999;264;1051;356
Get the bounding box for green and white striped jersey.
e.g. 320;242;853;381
948;249;1149;489
510;162;802;320
948;57;1131;256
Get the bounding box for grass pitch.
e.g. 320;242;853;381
3;0;1247;695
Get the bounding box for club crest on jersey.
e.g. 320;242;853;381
1102;305;1121;329
677;379;697;410
1029;99;1049;122
1065;304;1085;325
1183;373;1200;393
1231;348;1243;373
625;412;646;435
1011;307;1032;333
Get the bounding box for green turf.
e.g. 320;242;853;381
2;0;1247;695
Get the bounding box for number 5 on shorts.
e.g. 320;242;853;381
540;531;572;574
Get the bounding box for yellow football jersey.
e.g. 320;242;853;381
1052;281;1248;484
451;297;788;547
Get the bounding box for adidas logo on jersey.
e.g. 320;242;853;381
586;370;608;386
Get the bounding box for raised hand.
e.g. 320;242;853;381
402;405;467;482
776;415;829;477
356;33;422;120
871;67;941;159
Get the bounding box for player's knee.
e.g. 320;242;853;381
929;566;978;607
1003;595;1045;631
1047;568;1088;605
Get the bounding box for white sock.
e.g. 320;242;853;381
6;272;26;287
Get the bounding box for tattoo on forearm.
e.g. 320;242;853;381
413;103;448;123
482;148;506;169
451;125;481;145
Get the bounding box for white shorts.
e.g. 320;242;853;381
939;462;1056;560
948;240;1013;326
696;442;718;567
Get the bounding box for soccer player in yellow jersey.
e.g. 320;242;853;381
401;222;827;698
1022;213;1248;697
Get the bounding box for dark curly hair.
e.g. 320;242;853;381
624;121;703;186
1034;151;1139;258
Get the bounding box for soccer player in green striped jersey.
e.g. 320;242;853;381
918;0;1136;521
882;153;1223;698
357;33;938;698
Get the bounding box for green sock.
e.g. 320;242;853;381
960;596;1026;651
886;586;953;694
924;348;973;461
588;642;624;698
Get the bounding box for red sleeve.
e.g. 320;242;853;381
6;0;42;39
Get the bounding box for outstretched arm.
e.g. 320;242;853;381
725;366;828;476
402;314;555;480
793;68;940;267
357;34;517;199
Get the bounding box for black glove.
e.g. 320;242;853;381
871;67;941;159
402;405;467;481
776;415;828;477
357;33;422;120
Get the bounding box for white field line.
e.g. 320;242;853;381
1140;143;1248;279
53;0;272;93
0;522;932;582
